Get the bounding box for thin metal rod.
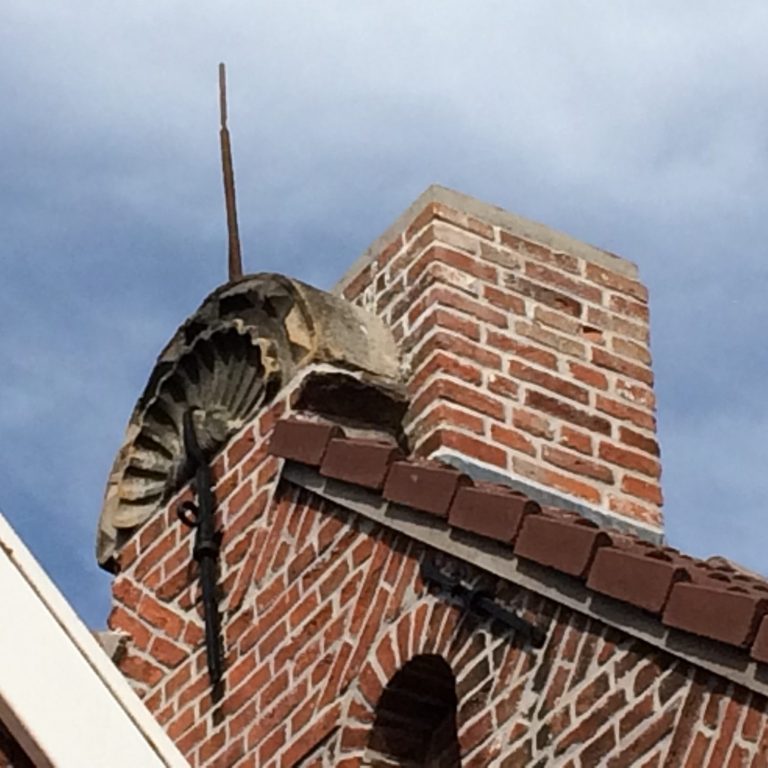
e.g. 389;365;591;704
181;410;224;688
219;62;243;282
199;557;223;686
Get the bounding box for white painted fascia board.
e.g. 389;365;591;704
0;511;189;768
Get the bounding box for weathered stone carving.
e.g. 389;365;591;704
97;273;403;569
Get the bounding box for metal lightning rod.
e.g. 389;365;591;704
219;62;243;281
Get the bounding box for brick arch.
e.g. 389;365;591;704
365;654;460;766
336;590;530;765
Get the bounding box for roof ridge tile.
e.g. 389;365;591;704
267;416;768;662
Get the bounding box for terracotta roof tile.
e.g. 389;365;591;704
269;419;344;466
448;484;540;544
383;461;471;518
320;438;403;490
587;547;690;614
514;513;610;578
662;582;768;647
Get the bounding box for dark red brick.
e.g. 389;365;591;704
587;548;690;614
448;484;540;544
663;582;768;647
514;513;610;578
526;390;611;436
268;419;343;466
319;438;403;490
383;460;471;518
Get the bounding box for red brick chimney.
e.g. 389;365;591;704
338;186;661;539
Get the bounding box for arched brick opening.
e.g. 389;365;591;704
365;654;461;767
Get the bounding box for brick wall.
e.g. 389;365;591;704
108;402;768;767
339;191;661;533
102;188;766;766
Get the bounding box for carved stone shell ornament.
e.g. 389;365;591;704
96;273;403;570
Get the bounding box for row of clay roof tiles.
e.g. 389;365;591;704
268;418;768;664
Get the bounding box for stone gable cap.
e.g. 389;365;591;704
96;275;403;569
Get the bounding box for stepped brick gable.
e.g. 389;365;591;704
101;187;768;766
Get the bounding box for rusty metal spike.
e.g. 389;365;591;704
219;62;243;282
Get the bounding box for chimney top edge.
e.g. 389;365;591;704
334;184;639;297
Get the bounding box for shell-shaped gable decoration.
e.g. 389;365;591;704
97;273;402;569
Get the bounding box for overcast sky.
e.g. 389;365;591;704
2;2;767;627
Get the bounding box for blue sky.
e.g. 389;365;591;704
2;2;767;627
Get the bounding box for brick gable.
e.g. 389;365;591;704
100;186;768;766
109;405;768;765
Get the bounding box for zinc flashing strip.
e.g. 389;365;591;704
434;450;665;545
334;184;639;297
0;511;189;768
282;463;768;698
